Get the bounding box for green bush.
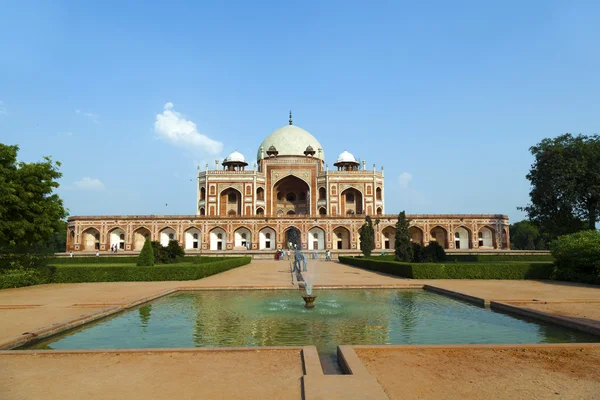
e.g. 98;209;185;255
137;238;155;266
51;256;139;264
0;266;56;289
550;230;600;284
151;240;185;264
411;242;423;263
421;241;446;262
449;254;554;262
53;257;251;283
339;256;554;280
551;230;600;274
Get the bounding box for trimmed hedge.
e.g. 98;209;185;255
0;257;251;287
53;257;251;283
0;266;56;289
376;254;554;262
340;256;554;280
49;256;233;265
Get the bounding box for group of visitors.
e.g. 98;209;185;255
109;244;120;253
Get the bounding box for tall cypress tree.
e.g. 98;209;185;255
137;237;155;266
394;211;413;262
359;216;375;257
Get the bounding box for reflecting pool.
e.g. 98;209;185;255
24;290;598;357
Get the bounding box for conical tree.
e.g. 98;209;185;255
359;216;375;257
137;237;155;266
394;211;413;262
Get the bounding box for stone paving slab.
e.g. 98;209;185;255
354;344;600;400
0;349;304;400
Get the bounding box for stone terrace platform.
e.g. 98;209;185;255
1;260;599;399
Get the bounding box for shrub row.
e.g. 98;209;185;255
49;256;231;265
340;256;554;280
376;254;553;262
0;257;251;288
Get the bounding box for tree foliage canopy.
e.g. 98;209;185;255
0;144;67;257
359;216;375;257
394;211;413;262
509;220;546;250
522;134;600;236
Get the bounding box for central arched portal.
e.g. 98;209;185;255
285;227;302;249
273;176;310;216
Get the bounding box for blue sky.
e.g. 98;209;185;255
1;0;599;223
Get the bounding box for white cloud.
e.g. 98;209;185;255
74;177;105;190
398;172;413;189
154;102;223;155
58;131;73;137
0;101;7;115
75;109;99;124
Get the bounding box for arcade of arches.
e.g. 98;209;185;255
68;216;510;252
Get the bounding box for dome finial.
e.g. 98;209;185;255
289;110;292;125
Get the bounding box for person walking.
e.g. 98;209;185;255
69;250;73;258
96;250;100;258
325;249;331;261
294;248;302;272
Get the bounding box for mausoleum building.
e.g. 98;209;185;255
67;113;510;253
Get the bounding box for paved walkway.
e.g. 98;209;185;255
1;260;599;399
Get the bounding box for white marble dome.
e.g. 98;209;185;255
225;151;246;163
257;125;324;161
336;150;358;164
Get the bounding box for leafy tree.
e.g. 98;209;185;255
0;144;67;269
359;216;375;257
510;220;546;250
394;211;413;262
137;237;155;266
521;134;600;236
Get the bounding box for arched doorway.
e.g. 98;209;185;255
333;227;350;249
273;176;310;216
210;228;226;250
234;227;251;249
454;227;471;249
382;226;396;250
308;227;325;250
259;227;276;250
341;188;363;215
409;226;424;246
285;227;301;249
256;207;264;216
133;227;151;251
478;226;495;248
109;227;126;250
160;227;176;247
430;226;448;249
82;228;100;251
185;228;201;250
220;188;242;216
